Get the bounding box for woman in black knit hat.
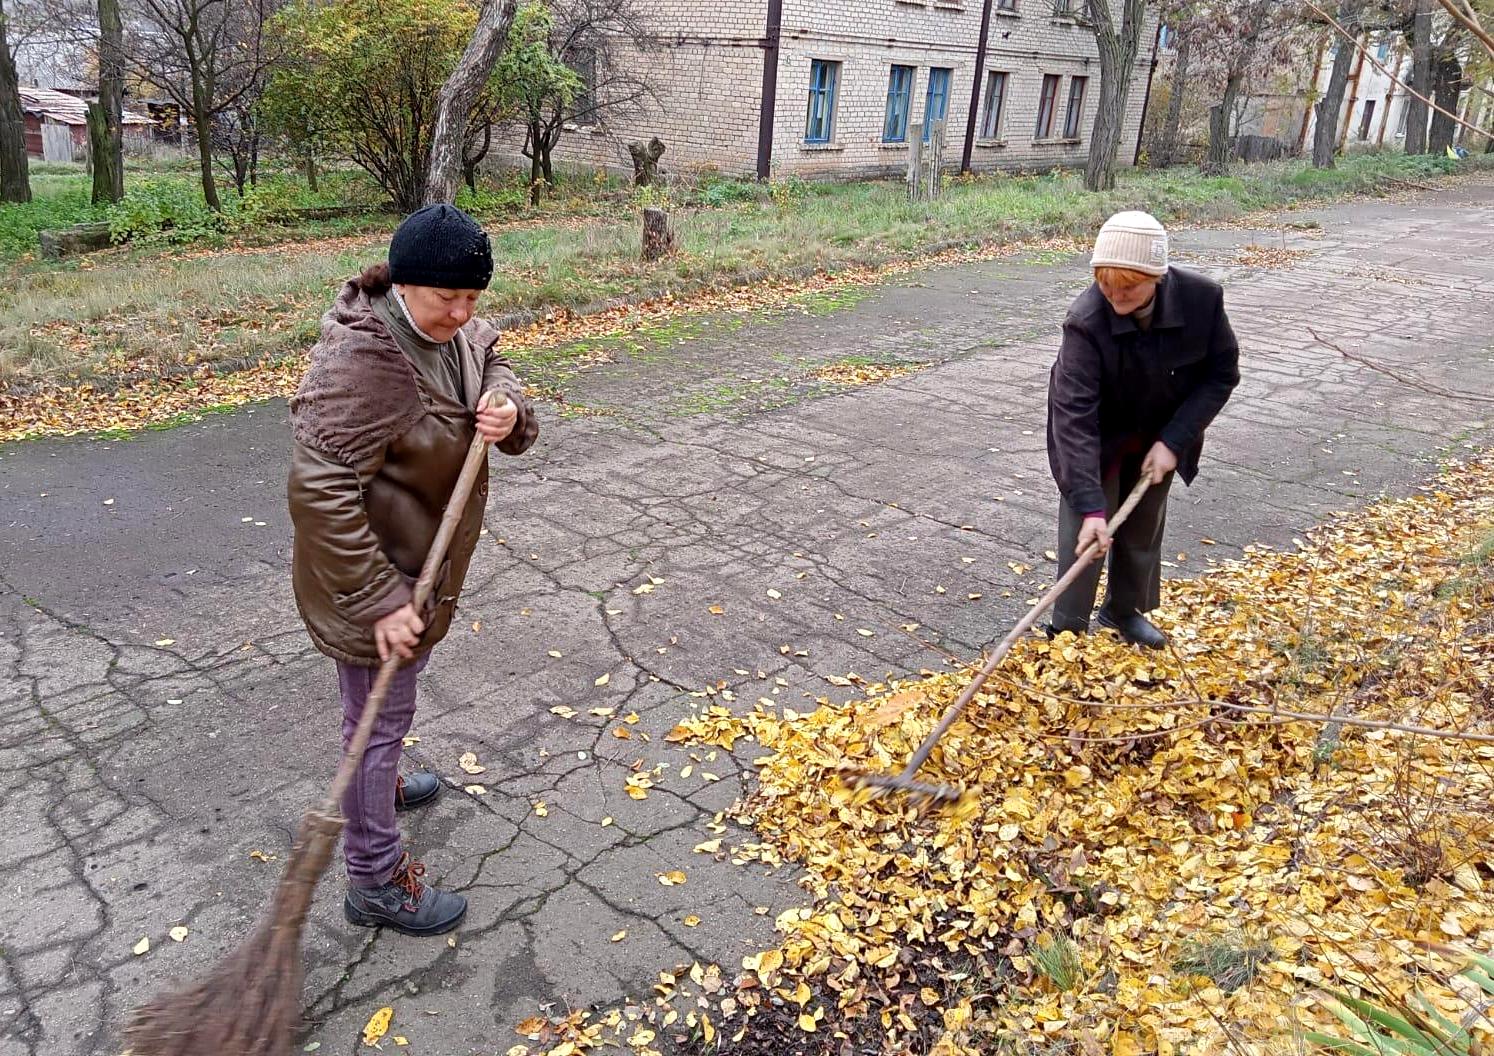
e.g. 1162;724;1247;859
287;204;539;936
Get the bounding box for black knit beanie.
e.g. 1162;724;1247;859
387;204;494;290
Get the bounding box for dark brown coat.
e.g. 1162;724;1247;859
1047;266;1240;516
287;271;538;666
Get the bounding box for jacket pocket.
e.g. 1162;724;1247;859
336;567;415;626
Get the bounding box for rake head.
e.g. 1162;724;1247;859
841;768;963;804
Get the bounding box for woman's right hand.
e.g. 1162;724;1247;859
374;603;425;662
1077;515;1112;557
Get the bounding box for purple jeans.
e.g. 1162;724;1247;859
337;654;428;888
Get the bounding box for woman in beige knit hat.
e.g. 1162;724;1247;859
1045;211;1240;648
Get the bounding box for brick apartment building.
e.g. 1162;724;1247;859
551;0;1161;180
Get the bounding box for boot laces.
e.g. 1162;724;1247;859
391;852;427;906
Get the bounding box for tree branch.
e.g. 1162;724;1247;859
1299;0;1488;138
1434;0;1494;58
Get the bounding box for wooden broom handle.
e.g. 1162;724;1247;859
321;395;505;814
894;474;1154;779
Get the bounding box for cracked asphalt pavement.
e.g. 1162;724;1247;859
2;179;1492;1056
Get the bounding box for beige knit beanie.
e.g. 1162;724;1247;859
1091;211;1169;276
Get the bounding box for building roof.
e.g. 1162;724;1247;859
19;86;150;127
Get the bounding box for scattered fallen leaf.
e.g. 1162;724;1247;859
362;1007;393;1047
459;751;486;775
133;936;150;956
595;673;611;687
611;930;627;942
657;871;687;886
169;926;189;943
464;785;488;796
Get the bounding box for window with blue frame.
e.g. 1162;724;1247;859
923;67;952;142
884;65;915;143
1375;39;1390;61
805;59;840;144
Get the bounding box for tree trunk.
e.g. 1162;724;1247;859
304;150;318;192
1202;70;1243;175
641;206;675;261
1426;46;1464;154
425;0;518;205
1403;0;1433;154
192;98;220;210
528;124;543;206
93;0;125;203
86;103;123;203
1083;0;1148;192
0;0;31;204
463;120;491;193
540;141;554;185
1158;32;1191;168
1312;6;1362;169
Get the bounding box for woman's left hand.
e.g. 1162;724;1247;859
476;392;518;443
1142;440;1178;484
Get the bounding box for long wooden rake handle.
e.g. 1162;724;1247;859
322;396;502;815
884;475;1155;786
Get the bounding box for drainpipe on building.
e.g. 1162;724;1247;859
1337;38;1366;149
1376;45;1402;145
1133;20;1162;167
961;0;996;174
756;0;784;180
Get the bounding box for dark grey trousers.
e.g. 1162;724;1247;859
1052;459;1175;630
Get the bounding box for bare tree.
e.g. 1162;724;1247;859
425;0;517;206
1157;30;1192;166
123;0;281;210
1077;0;1151;192
0;0;29;203
1192;0;1298;174
512;0;657;190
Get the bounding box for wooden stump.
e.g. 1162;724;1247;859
628;137;666;187
641;207;676;262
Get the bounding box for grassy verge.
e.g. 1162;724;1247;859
2;151;1490;436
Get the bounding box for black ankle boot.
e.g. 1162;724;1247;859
1096;609;1167;649
395;771;440;812
1045;616;1089;640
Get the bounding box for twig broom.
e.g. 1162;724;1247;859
123;403;501;1056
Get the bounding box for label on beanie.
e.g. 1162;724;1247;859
1150;238;1166;266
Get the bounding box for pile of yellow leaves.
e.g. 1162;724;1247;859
640;454;1493;1055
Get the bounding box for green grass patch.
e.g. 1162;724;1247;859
6;150;1491;395
1172;933;1272;994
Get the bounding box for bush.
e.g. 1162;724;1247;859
694;176;766;208
106;178;225;245
456;182;529;216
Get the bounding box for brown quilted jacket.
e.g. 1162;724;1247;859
287;270;538;666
